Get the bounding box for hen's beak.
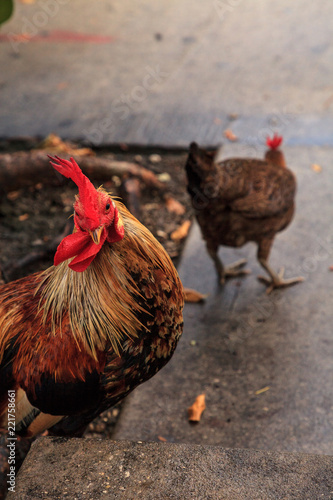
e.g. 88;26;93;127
89;226;103;245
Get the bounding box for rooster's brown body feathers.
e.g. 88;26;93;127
0;201;184;437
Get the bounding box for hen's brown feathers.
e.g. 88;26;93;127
185;142;301;290
186;145;295;248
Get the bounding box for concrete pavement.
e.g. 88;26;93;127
9;438;333;499
1;1;333;146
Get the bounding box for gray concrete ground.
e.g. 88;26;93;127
9;438;333;500
1;1;333;146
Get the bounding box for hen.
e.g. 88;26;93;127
185;135;304;292
0;156;184;438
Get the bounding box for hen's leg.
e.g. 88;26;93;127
257;239;304;294
206;243;250;284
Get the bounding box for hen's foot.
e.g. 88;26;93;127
258;267;305;294
220;259;251;284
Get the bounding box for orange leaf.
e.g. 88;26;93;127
224;129;238;141
165;196;185;215
170;220;191;241
18;213;29;221
157;435;167;442
184;288;207;303
188;394;206;422
56;82;69;90
311;164;322;173
7;191;20;201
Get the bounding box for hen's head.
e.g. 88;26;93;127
266;133;283;150
265;134;286;167
49;155;124;272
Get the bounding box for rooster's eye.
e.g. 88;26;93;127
105;203;111;212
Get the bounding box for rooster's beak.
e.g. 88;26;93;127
89;226;103;245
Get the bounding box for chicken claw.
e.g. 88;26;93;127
258;266;305;294
220;259;251;284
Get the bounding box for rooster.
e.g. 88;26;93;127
185;135;304;293
0;156;184;438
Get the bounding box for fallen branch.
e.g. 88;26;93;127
0;151;165;192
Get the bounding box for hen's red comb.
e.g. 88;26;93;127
48;155;97;216
266;134;283;150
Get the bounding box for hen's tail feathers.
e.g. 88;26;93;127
185;143;219;202
186;143;218;177
266;134;283;150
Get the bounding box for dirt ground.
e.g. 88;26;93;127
0;144;193;438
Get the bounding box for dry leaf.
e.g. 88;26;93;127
188;394;206;422
184;287;207;303
311;164;322;173
56;82;69;91
171;220;191;241
165;196;185;215
329;266;333;272
7;191;20;201
157;435;167;442
255;386;270;395
18;213;29;221
224;129;238;141
38;133;94;156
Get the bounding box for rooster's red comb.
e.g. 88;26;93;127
266;134;283;150
48;155;97;216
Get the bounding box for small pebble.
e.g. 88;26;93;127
157;172;171;183
149;154;162;164
32;239;43;246
157;229;167;239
